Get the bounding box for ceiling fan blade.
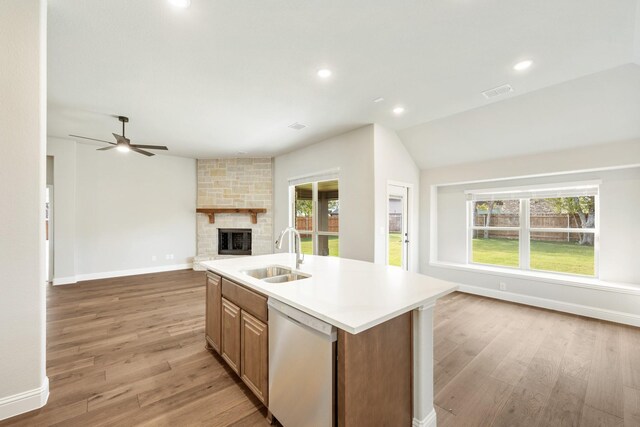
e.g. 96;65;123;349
130;144;168;150
112;133;130;144
97;146;117;151
69;134;116;145
130;147;155;157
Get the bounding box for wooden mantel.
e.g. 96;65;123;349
196;208;266;224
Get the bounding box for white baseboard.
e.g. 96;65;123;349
0;377;49;421
413;408;437;427
52;263;193;285
52;276;77;286
459;284;640;327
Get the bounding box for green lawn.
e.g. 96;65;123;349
472;238;594;276
388;232;402;267
300;236;339;256
299;234;403;265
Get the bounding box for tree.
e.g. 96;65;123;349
475;201;502;238
548;196;595;245
327;200;339;214
295;200;312;217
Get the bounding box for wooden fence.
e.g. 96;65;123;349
389;213;402;233
296;216;339;232
296;215;403;233
474;214;587;242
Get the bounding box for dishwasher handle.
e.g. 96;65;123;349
268;298;337;342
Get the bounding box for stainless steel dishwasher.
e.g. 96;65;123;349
268;298;337;427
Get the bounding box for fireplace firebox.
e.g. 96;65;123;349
218;228;252;255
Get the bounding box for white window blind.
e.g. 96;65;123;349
288;168;340;187
465;181;600;201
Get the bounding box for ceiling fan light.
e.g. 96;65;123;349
117;144;130;153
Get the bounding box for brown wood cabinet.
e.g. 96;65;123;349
221;278;268;322
221;297;241;374
240;310;269;404
206;274;271;407
337;312;412;426
208;271;414;423
205;273;222;353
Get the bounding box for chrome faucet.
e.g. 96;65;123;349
275;227;304;270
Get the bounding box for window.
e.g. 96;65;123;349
470;199;520;268
467;183;598;277
291;179;339;257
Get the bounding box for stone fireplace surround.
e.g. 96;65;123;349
195;158;273;270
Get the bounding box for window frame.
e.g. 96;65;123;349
466;192;599;278
289;180;339;256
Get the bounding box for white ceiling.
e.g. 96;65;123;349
48;0;640;162
401;64;640;169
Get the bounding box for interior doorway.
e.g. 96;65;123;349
46;155;54;283
46;185;54;282
387;183;409;270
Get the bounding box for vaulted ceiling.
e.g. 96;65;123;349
48;0;640;166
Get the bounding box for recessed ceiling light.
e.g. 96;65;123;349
373;97;385;103
392;106;405;115
317;69;332;79
168;0;191;8
513;60;533;71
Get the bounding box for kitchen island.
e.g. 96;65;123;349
201;254;458;426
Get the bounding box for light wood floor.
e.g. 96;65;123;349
1;270;268;427
433;292;640;427
1;270;639;426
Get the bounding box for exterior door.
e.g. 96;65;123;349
387;184;409;270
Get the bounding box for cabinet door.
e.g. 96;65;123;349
240;310;268;404
221;298;241;374
205;273;222;353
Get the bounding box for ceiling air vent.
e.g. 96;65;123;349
481;84;514;99
288;122;307;130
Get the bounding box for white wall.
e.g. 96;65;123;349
274;125;375;262
47;139;197;282
420;139;640;326
0;0;48;419
373;124;420;271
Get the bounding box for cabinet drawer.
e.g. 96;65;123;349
221;278;268;323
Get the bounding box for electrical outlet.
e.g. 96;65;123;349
165;254;174;260
499;282;507;291
151;255;157;261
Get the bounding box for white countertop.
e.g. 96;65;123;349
201;254;458;334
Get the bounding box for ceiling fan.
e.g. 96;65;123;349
69;116;168;156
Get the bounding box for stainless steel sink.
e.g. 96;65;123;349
240;265;311;283
240;265;292;279
262;273;311;284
